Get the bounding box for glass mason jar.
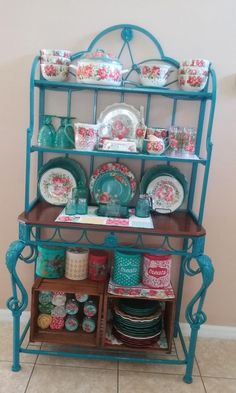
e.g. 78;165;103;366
135;194;152;218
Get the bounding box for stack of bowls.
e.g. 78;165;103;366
178;59;210;92
40;49;71;82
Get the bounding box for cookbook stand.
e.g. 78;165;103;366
6;24;216;383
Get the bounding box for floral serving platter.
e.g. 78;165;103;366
38;168;77;205
97;103;141;140
90;162;137;204
146;175;184;213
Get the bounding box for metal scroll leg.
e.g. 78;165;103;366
6;240;38;372
12;311;21;371
183;254;214;384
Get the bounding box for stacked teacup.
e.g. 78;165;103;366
40;49;71;82
178;59;210;92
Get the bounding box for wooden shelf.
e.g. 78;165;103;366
33;277;105;296
18;201;205;237
33;328;97;346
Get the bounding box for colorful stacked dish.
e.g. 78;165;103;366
112;299;162;347
38;157;86;205
140;165;187;214
89;162;137;205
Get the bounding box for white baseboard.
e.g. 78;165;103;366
1;309;235;340
180;322;236;339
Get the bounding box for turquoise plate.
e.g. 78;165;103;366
90;162;137;205
38;157;87;185
92;171;132;205
140;165;187;195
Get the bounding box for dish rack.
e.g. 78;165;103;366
5;23;216;384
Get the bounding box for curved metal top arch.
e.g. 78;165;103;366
71;24;179;68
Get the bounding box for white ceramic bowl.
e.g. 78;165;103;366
180;59;210;68
40;64;69;81
139;63;172;87
178;73;208;92
178;66;208;76
40;55;71;66
40;49;71;58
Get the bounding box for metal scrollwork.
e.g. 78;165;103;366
184;255;214;327
6;241;36;314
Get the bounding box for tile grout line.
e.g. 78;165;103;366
195;356;208;393
23;353;40;393
117;361;119;393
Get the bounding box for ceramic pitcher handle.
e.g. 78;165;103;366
64;124;75;146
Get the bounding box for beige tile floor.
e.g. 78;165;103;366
1;320;236;393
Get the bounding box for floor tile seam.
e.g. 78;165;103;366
118;369;200;377
201;375;236;380
24;356;38;393
0;359;37;365
194;356;202;377
34;362;118;371
117;362;119;393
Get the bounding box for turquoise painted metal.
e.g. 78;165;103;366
6;24;216;384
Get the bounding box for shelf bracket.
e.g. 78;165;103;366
183;254;214;383
6;240;37;371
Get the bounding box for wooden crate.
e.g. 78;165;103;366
30;277;105;347
101;290;176;353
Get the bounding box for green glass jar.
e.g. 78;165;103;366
54;117;75;149
72;184;88;214
37;115;56;147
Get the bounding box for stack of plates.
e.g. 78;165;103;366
112;299;162;347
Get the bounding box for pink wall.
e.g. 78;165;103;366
1;0;236;326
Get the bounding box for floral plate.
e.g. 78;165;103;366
97;103;141;140
38;168;77;205
146;175;184;213
90;162;137;205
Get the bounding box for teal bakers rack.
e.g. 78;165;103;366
6;24;216;383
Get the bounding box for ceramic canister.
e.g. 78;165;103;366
88;250;108;281
82;317;96;333
65;248;89;280
112;251;142;286
65;316;79;331
36;246;65;278
142;253;172;288
83;300;97;317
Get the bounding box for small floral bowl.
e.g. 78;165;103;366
40;49;71;58
178;66;208;76
40;64;69;81
178;73;208;91
74;122;99;151
40;55;71;66
180;59;210;68
139;63;172;87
